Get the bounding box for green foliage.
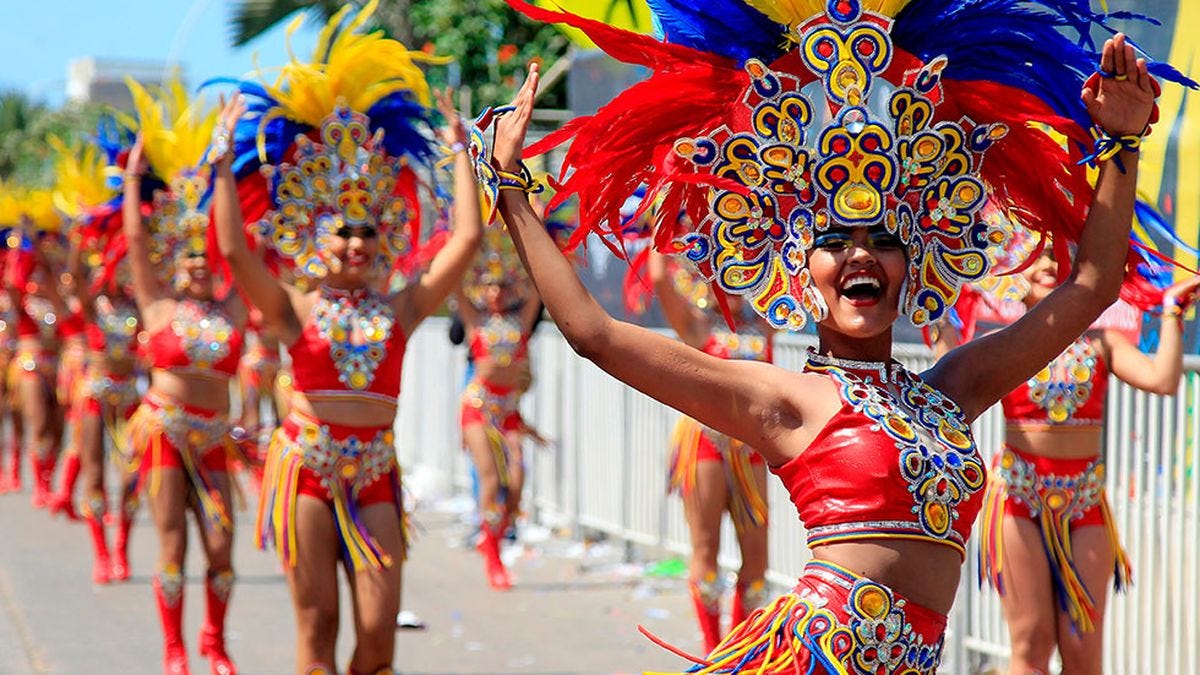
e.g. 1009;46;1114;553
229;0;569;111
0;91;109;186
409;0;568;109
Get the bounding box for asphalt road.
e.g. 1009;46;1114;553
0;480;707;674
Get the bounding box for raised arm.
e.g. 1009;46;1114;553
491;65;800;459
519;283;542;333
121;136;167;311
1098;275;1200;394
930;35;1158;420
648;248;708;348
399;90;484;334
211;95;302;345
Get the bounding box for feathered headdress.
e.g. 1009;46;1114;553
118;76;219;288
492;0;1194;331
216;0;447;284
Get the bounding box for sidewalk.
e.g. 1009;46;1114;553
0;483;707;674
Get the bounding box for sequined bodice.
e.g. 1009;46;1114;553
1002;335;1108;426
290;287;406;401
770;351;987;558
469;313;527;367
146;298;243;376
95;296;140;361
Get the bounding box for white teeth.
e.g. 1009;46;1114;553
842;274;880;291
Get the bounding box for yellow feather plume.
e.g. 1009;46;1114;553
255;0;449;129
743;0;912;28
119;75;218;183
1;186;62;233
49;135;118;220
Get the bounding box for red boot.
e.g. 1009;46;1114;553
84;513;112;585
198;569;236;675
48;452;82;520
30;452;55;508
476;523;511;591
689;574;723;654
729;578;768;630
154;566;190;675
111;504;134;581
0;439;19;493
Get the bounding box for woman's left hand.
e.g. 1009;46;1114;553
1081;33;1161;137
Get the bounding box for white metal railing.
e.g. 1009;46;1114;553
396;317;1200;674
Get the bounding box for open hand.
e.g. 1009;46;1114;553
211;94;246;166
435;88;467;147
494;63;540;172
1081;34;1160;137
126;134;150;179
1164;273;1200;309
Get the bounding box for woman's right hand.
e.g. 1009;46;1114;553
493;63;540;173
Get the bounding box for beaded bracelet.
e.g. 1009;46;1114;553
207;123;232;165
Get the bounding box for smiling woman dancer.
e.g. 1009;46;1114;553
122;79;246;675
934;239;1200;674
212;5;482;672
468;0;1192;669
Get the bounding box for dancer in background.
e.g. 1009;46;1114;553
6;190;69;511
473;0;1188;667
645;247;771;652
457;228;542;590
213;4;482;670
934;239;1200;674
122;78;245;675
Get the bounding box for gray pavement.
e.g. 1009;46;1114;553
0;479;709;674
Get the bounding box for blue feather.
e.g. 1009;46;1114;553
365;93;437;164
645;0;787;64
893;0;1196;133
1135;198;1200;261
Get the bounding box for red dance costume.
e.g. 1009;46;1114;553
130;298;243;531
981;335;1130;633
78;297;142;583
669;325;774;650
668;352;987;674
257;286;407;571
460;312;529;435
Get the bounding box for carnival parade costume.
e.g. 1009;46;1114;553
213;1;446;584
118;76;246;675
469;0;1195;670
3;188;70;511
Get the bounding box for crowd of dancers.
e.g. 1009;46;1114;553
4;0;1200;673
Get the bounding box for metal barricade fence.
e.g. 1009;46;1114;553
395;317;1200;674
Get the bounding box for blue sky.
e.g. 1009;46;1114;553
0;0;323;106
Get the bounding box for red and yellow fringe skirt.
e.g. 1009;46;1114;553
257;411;406;571
668;417;767;531
129;391;239;532
978;445;1131;633
645;560;945;674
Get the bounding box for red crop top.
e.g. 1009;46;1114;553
146;298;243;376
87;297;140;362
770;351;987;559
469;313;529;367
701;324;773;363
290;287;406;404
1001;335;1108;427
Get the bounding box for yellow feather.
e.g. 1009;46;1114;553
49;135;118;220
743;0;912;27
124;75;218;183
251;0;448;129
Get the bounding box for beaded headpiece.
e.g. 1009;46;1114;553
217;0;444;286
505;0;1194;333
464;226;529;308
120;76;219;287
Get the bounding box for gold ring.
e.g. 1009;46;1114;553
1115;73;1129;81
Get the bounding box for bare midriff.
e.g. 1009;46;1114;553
473;356;530;391
88;352;137;378
289;391;397;428
1005;424;1104;460
149;369;232;414
812;539;964;615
